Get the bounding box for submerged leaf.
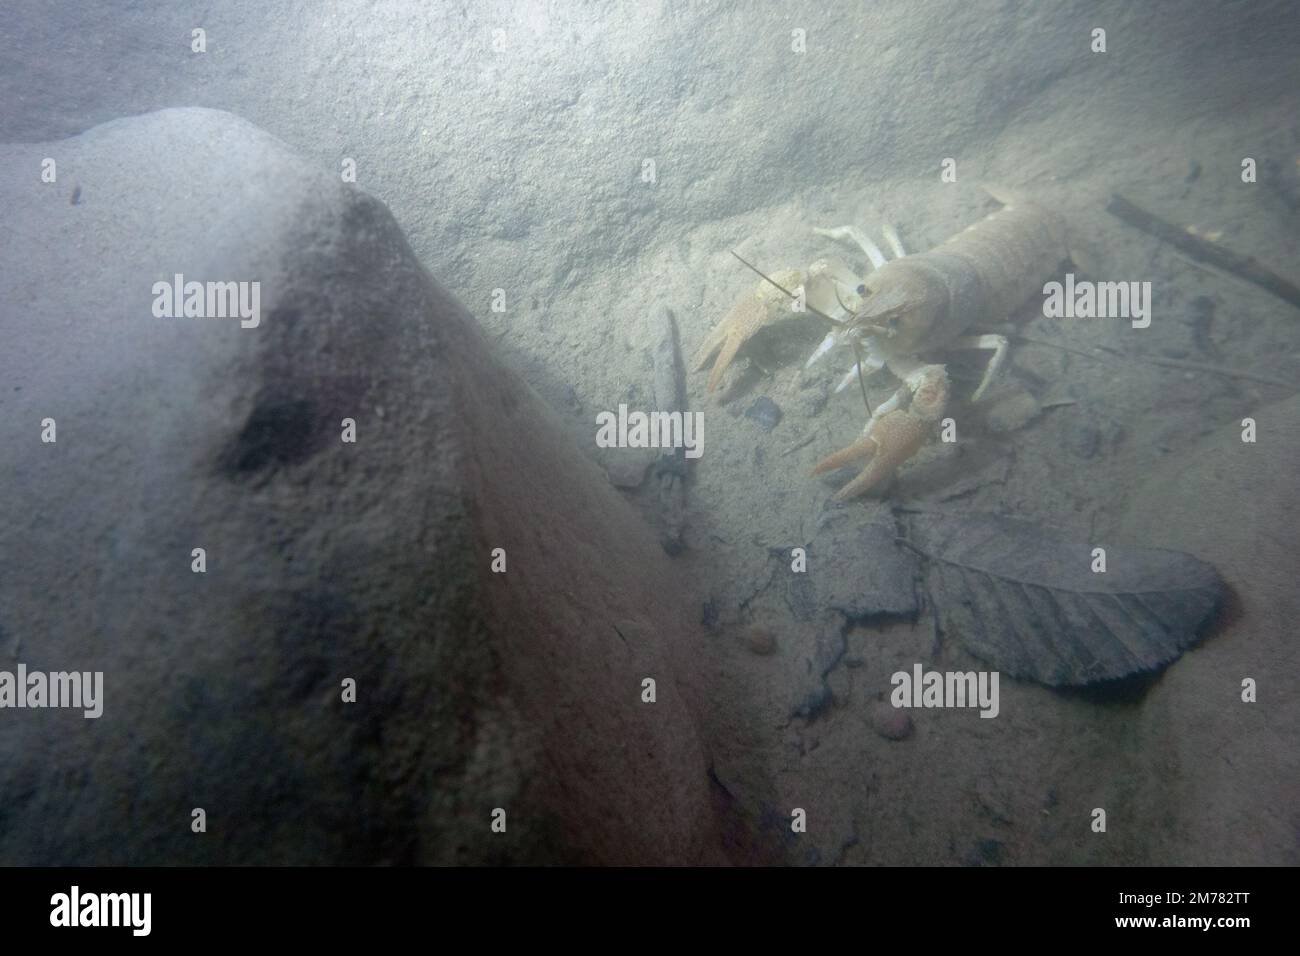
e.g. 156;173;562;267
907;512;1224;686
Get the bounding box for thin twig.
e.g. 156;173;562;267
1107;193;1300;311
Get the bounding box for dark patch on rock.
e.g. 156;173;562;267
218;393;323;478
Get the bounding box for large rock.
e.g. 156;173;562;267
0;108;720;865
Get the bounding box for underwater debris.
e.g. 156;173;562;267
906;512;1224;686
778;517;922;720
809;516;921;619
744;395;783;431
1107;192;1300;311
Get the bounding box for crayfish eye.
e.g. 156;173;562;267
855;284;867;296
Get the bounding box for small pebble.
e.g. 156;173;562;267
984;391;1040;433
740;627;777;655
870;700;913;741
1011;345;1063;386
744;395;782;431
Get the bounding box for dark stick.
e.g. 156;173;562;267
1106;193;1300;311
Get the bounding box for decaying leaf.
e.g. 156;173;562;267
906;512;1225;686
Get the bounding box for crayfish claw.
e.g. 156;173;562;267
812;409;928;500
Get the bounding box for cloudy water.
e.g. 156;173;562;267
0;0;1296;910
